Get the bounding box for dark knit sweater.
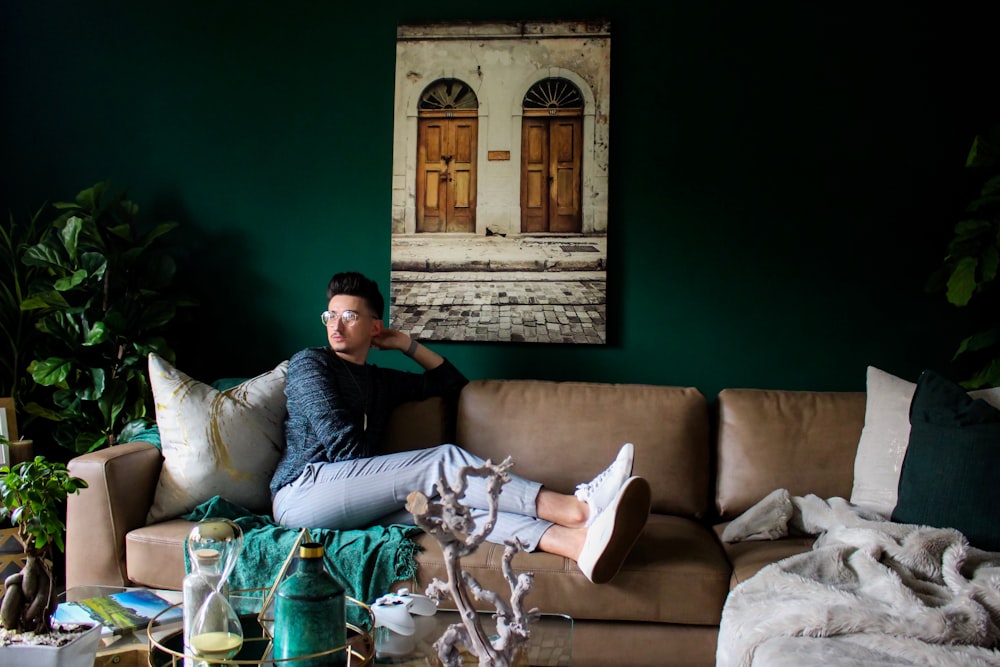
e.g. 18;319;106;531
269;346;468;496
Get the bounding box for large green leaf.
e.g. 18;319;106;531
21;241;67;271
35;310;82;345
97;381;127;426
83;321;109;346
20;291;70;311
75;367;106;401
963;358;1000;390
81;252;108;279
76;432;109;454
75;183;100;210
953;218;993;239
946;256;979;306
30;357;72;386
53;269;88;291
60;216;83;261
52;388;81;411
22;401;64;422
954;328;1000;359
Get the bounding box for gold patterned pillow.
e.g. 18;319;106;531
146;353;288;523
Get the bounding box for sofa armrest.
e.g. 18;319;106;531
65;441;163;589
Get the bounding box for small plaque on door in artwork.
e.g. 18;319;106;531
487;151;510;161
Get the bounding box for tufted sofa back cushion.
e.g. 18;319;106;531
715;388;866;521
455;379;712;519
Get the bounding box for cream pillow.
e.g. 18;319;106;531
850;366;1000;517
147;353;289;523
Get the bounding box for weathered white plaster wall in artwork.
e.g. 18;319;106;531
391;20;611;237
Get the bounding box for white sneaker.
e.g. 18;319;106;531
577;476;651;584
575;443;634;526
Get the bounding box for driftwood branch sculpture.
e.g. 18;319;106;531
406;456;539;667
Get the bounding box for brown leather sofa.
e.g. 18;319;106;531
65;379;865;667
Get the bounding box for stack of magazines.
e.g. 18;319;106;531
53;588;183;635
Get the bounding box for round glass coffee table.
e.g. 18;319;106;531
373;610;572;666
147;592;374;666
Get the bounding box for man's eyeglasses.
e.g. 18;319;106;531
321;310;367;327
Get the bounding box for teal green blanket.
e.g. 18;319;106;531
182;497;421;606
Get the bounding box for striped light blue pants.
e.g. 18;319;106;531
272;444;552;551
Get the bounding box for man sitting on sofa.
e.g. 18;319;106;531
270;271;651;584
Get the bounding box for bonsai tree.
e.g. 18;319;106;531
0;450;88;634
18;181;194;453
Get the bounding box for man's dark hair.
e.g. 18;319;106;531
326;272;384;319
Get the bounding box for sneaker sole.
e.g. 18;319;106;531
587;476;651;584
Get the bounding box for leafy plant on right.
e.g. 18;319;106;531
929;124;1000;388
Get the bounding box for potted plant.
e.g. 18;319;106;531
0;449;98;666
0;208;46;436
16;181;195;454
929;123;1000;388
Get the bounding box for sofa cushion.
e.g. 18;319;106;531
715;389;866;520
125;519;192;590
850;366;1000;517
402;514;730;626
713;522;816;589
891;370;1000;551
456;380;711;518
147;353;288;523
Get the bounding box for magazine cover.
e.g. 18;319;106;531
53;588;182;635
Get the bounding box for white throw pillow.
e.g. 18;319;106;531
147;353;289;523
850;366;1000;517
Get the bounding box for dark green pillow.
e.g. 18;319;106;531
891;369;1000;552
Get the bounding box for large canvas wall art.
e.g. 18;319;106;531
389;20;611;344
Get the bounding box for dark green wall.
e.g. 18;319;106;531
3;1;995;397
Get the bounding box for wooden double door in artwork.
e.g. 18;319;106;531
520;114;583;233
416;112;477;233
415;113;583;234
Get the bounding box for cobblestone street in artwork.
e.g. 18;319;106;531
390;235;607;345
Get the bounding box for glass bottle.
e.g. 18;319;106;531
273;542;346;666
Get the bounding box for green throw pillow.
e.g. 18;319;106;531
891;369;1000;552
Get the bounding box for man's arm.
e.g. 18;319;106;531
372;328;444;371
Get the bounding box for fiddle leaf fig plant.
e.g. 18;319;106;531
0;207;46;427
18;181;194;453
0;451;88;634
929;124;1000;388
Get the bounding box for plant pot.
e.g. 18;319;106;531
7;439;33;467
0;622;102;667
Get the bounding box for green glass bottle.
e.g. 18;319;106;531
273;542;346;666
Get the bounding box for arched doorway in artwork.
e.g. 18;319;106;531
416;79;479;233
520;77;584;233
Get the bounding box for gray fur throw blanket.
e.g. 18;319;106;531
717;489;1000;667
